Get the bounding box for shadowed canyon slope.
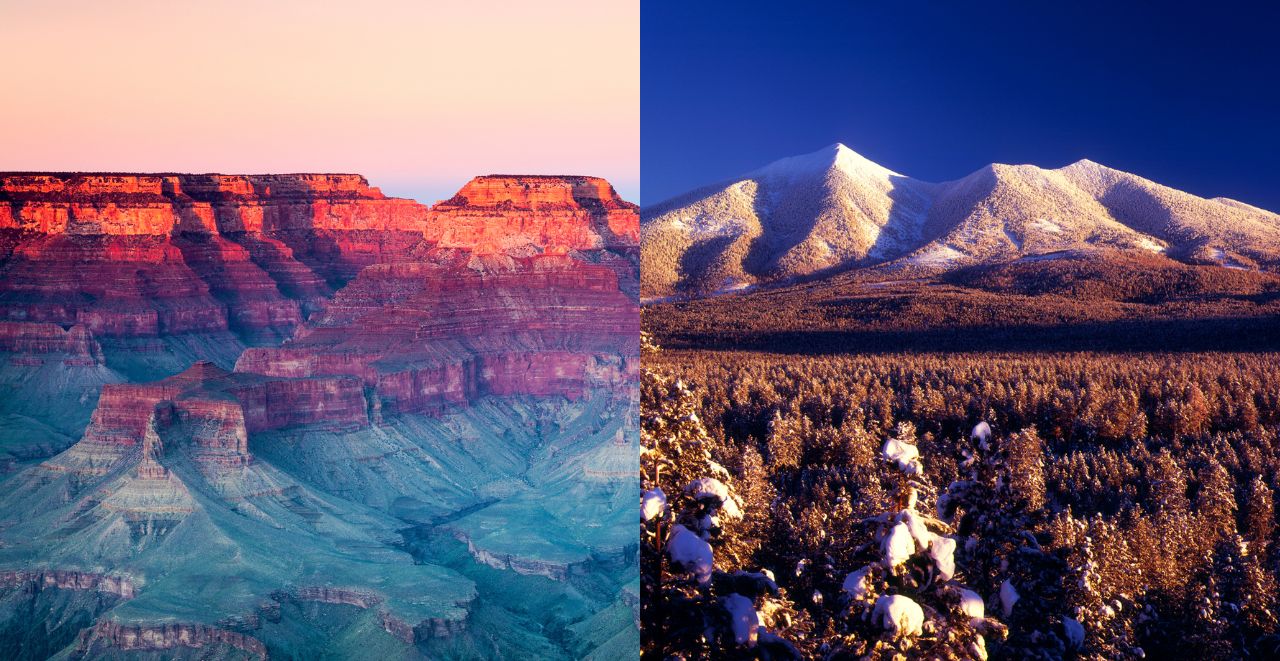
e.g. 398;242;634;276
641;144;1280;300
0;173;639;659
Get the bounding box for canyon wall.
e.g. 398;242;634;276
0;171;638;658
0;173;430;347
0;172;638;355
235;254;637;415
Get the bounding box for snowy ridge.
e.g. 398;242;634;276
641;144;938;298
641;145;1280;300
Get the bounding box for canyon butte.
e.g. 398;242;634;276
0;173;640;659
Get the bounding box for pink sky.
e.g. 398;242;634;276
0;0;638;203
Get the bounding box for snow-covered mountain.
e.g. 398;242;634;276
641;144;1280;299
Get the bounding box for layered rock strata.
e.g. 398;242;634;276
236;253;637;415
0;173;430;348
428;175;640;295
61;361;368;469
0;171;638;658
0;321;102;364
0;569;136;598
76;620;268;659
428;175;638;253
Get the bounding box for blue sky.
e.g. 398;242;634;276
641;1;1280;210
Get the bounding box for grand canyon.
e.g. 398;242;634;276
0;173;639;659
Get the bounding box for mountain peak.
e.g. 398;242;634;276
749;143;902;181
833;144;906;180
1060;157;1117;174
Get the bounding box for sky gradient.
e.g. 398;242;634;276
0;0;638;203
642;1;1280;210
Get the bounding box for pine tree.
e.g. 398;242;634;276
940;424;1070;658
1211;534;1279;655
1051;512;1145;660
1243;475;1274;556
1195;460;1238;540
641;356;806;659
766;411;803;472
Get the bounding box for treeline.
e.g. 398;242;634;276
645;257;1280;354
643;350;1280;659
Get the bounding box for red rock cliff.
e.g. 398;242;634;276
0;173;432;344
77;620;267;659
0;321;103;365
427;175;639;255
235;253;638;415
49;361;372;480
0;173;426;236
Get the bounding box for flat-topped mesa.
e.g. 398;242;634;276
1;173;380;199
0;172;428;236
436;175;633;211
426;175;640;254
170;173;386;201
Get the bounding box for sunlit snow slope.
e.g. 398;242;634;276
642;144;1280;299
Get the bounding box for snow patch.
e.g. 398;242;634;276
1063;616;1085;648
686;477;743;519
882;437;922;474
1030;218;1063;234
873;594;925;637
899;509;936;549
641;488;666;521
909;244;965;267
707;461;732;480
960;588;985;621
673;210;751;239
1016;251;1071;263
1003;228;1023;249
1209;247;1249;270
722;593;760;647
1136;237;1166;254
883;521;916;567
865;279;911;288
668;524;714;584
929;535;957;581
842;566;873;598
1000;579;1020;618
715;279;757;294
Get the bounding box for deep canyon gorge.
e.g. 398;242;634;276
0;172;640;659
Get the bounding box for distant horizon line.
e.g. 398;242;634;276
0;170;641;205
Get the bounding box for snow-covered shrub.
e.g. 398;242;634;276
824;421;1005;659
